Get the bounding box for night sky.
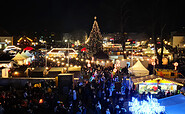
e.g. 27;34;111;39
0;0;185;34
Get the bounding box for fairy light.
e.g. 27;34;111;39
66;64;69;66
129;96;165;114
76;58;79;60
61;58;65;61
62;62;65;65
70;64;73;67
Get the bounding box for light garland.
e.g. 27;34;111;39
129;96;165;114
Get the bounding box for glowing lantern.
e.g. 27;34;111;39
174;62;178;70
39;99;44;104
152;62;156;66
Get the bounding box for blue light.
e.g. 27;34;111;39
129;96;165;114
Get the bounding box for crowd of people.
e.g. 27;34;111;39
0;63;181;114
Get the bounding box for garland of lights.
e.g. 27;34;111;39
129;96;165;114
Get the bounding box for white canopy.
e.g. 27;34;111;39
12;52;26;60
158;94;185;114
145;47;154;54
158;47;170;55
21;51;29;58
128;60;149;76
24;51;33;57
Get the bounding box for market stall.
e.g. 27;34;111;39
131;75;183;94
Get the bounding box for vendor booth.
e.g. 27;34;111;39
131;75;183;94
128;60;149;76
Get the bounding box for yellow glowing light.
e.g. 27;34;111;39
46;67;49;70
61;58;65;60
66;64;69;66
56;58;59;61
76;58;79;60
78;66;81;67
51;58;53;60
122;59;124;61
70;64;73;67
81;59;84;61
57;61;60;64
62;62;65;65
64;68;67;70
53;60;56;62
31;68;35;70
101;61;104;63
106;61;109;63
14;71;19;75
74;65;77;67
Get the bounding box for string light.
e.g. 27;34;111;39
66;64;69;66
61;58;65;61
76;58;79;60
62;62;65;65
129;96;165;114
106;61;109;63
70;64;73;67
81;59;84;61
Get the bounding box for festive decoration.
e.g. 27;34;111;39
129;96;165;114
86;16;103;56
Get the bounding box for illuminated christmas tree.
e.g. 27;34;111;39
86;16;103;56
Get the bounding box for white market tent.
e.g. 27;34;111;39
158;47;170;55
12;52;27;65
24;51;33;57
21;51;29;58
158;94;185;114
12;52;26;60
128;60;149;76
144;47;154;54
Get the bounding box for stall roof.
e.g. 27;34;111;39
131;74;183;86
158;94;185;114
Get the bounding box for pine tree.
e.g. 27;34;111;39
86;16;103;56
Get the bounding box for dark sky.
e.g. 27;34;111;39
0;0;185;34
